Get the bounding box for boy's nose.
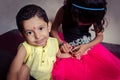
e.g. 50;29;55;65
34;32;40;39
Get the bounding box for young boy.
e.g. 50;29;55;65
7;4;71;80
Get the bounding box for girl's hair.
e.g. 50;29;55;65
63;0;107;32
16;4;49;33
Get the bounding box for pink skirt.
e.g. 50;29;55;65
52;43;120;80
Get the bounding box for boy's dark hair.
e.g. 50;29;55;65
16;4;49;33
64;0;107;32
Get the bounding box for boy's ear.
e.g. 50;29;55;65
48;21;52;32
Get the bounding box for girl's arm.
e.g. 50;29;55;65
51;7;64;44
73;31;103;55
7;44;27;80
86;31;103;48
51;7;73;53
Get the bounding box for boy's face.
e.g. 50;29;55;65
22;16;51;47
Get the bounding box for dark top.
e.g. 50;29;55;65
62;6;91;46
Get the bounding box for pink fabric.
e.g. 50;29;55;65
52;33;120;80
58;32;64;41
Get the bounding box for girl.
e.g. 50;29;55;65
51;0;120;80
7;4;71;80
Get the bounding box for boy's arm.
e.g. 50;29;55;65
7;44;27;80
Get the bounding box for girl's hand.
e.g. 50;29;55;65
71;44;90;57
59;42;73;53
57;49;72;58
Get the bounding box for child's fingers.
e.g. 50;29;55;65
75;54;81;60
60;43;73;53
71;46;80;54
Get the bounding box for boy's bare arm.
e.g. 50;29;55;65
7;44;26;80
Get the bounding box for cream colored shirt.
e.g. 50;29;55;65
23;37;58;80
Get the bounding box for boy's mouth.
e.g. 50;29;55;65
35;39;46;45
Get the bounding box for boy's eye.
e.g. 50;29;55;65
26;31;33;35
39;27;44;30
